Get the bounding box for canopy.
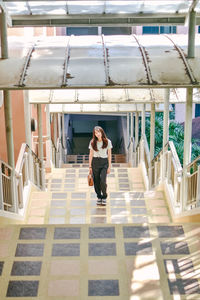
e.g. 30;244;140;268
1;34;200;90
3;0;200;26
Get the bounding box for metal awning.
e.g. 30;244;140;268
28;88;200;104
1;34;200;90
3;0;200;26
49;103;169;114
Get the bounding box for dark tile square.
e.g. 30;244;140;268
11;261;42;276
70;200;86;207
90;208;106;215
72;192;86;199
71;208;86;215
0;262;4;275
131;207;147;214
52;193;67;199
54;227;81;239
123;226;150;238
52;179;62;183
91;217;107;224
110;192;124;199
110;200;126;206
161;241;190;255
118;179;128;183
64;179;75;183
118;174;128;178
131;192;144;199
51;200;66;207
157;226;185;238
51;184;62;189
65;174;75;178
64;184;75;188
19;228;46;240
164;258;194;274
130;200;145;206
15;244;44;257
168;278;200;295
119;184;130;188
7;280;39;297
124;242;153;255
52;243;80;256
88;280;119;296
111;208;128;215
89;243;116;256
89;227;115;239
118;169;127;173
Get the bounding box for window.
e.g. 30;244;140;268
66;27;98;35
195;104;200;117
198;26;200;33
143;26;176;34
102;27;131;35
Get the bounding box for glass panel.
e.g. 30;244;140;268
102;27;131;35
66;27;98;36
142;26;159;34
160;26;177;34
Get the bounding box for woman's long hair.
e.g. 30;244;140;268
91;126;108;151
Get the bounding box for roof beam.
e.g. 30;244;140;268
0;1;12;26
189;0;199;12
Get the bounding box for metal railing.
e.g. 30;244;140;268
186;155;200;208
0;143;44;214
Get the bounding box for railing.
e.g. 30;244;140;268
186;155;200;208
51;138;66;167
0;143;44;214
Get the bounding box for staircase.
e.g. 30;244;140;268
0;156;199;299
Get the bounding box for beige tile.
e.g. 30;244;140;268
126;256;160;280
48;280;79;296
0;228;14;240
31;192;51;200
27;217;45;224
50;260;80;276
150;216;171;223
0;244;10;257
146;200;166;207
88;259;118;275
30;200;48;208
29;208;46;216
150;207;169;215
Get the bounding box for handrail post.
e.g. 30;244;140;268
10;170;18;213
17;173;24;209
0;167;4;210
24;152;29;186
167;151;172;184
196;165;200;206
36;162;40;187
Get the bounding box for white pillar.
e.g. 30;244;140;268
23;90;33;180
45;104;52;170
150;103;155;161
53;114;57;147
141;104;146;162
182;87;193;210
135;111;139;147
37;104;45;190
127;112;130;146
162;89;170;180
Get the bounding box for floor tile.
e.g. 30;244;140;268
52;243;80;256
132;216;148;223
160;241;190;255
0;261;4;275
157;225;185;238
124;242;153;255
19;228;46;240
0;228;14;241
168;278;200;295
89;243;116;256
88;280;119;296
52;193;67;199
130;200;146;206
131;207;147;214
48;217;66;224
11;261;42;276
48;279;79;296
72;193;86;199
90;217;107;224
164;258;194;275
123;226;150;238
70;200;86;207
89;227;115;239
54;227;81;239
50;208;66;216
88;259;118;275
50;260;80;275
70;208;86;215
51;200;66;207
15;244;44;257
6;280;39;297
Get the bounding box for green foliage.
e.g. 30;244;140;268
144;112;200;166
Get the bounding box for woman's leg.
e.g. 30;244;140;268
92;159;102;199
100;166;108;200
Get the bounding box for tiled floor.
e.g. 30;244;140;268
1;164;199;299
26;166;171;225
0;224;200;299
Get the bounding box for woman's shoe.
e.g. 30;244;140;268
97;199;102;206
101;199;106;206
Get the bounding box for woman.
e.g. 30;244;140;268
89;126;112;206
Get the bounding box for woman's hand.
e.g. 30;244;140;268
89;168;93;174
107;167;111;174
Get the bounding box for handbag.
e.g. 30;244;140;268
88;173;94;186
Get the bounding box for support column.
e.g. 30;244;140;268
127;112;130;146
24;90;33;180
53;114;57;147
150;103;155;161
45;104;52;171
182;88;193;210
135;111;139;147
37;104;45;189
129;112;134;166
141;104;146;162
162;89;170;180
0;11;8;59
187;9;196;58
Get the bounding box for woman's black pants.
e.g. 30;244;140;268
92;157;108;199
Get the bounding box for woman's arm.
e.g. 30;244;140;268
89;148;94;173
107;148;112;174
